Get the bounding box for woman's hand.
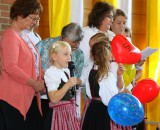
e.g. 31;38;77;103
136;59;146;66
32;80;45;92
27;78;45;92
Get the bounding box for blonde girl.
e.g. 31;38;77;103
44;41;80;130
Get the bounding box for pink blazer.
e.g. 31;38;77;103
0;28;42;119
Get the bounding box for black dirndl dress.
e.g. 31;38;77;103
82;69;110;130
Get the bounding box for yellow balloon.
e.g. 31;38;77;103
123;64;136;87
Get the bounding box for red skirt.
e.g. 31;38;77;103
49;99;80;130
80;98;91;129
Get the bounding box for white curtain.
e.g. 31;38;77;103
118;0;132;28
71;0;83;26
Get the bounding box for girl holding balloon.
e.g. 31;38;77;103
80;33;133;130
80;39;131;130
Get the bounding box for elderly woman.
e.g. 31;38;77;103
0;0;45;130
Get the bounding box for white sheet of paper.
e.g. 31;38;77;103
141;47;158;60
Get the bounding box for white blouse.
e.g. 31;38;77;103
80;63;124;106
44;66;70;92
22;30;41;45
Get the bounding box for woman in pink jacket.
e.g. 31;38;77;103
0;0;45;130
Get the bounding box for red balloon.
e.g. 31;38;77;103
132;78;159;103
111;34;141;64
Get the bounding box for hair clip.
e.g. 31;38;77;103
52;45;56;49
52;44;59;49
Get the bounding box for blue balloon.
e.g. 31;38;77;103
108;93;144;126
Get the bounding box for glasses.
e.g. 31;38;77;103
29;15;40;21
106;15;114;20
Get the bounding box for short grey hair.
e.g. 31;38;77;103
61;23;84;42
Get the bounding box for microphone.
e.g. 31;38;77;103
68;61;76;95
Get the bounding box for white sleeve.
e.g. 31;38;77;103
80;61;93;85
79;27;98;67
44;69;61;92
80;67;87;85
99;72;119;106
80;62;93;99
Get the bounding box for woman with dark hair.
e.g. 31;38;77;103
0;0;45;130
79;3;115;114
79;2;115;68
